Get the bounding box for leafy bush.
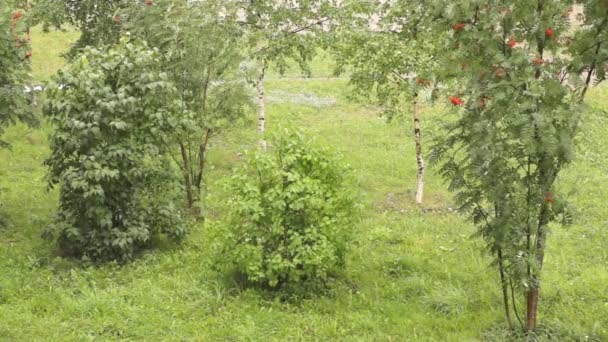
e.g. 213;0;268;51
218;130;357;288
43;38;189;262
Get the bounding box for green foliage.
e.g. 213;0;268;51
42;38;189;262
242;0;334;75
122;0;252;208
0;3;35;147
427;0;599;331
2;26;608;338
31;0;124;58
218;130;356;288
332;0;445;118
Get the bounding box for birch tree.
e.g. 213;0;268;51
240;0;334;148
333;1;444;205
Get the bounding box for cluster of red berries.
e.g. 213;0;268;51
452;23;466;32
8;11;32;59
507;37;517;49
449;96;463;106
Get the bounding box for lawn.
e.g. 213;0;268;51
0;28;607;341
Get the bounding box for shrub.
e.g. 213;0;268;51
219;130;356;288
43;38;189;262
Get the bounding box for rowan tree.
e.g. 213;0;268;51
428;0;606;332
0;1;35;148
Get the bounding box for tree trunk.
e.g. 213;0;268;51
413;94;424;204
526;203;548;332
256;66;267;150
498;249;513;329
194;129;211;194
179;141;194;209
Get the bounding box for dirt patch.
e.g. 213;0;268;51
375;191;456;215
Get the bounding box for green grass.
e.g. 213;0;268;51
29;26;79;81
1;29;607;341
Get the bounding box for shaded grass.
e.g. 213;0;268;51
0;30;607;341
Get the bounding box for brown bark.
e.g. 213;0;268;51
194;129;211;192
179;141;194;208
413;94;424;204
526;204;548;331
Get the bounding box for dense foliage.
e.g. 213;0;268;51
122;0;252;212
43;39;189;262
427;0;600;331
219;130;356;288
0;2;35;148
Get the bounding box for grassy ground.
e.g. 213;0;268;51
0;29;607;341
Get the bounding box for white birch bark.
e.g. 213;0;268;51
256;67;267;150
413;95;424;204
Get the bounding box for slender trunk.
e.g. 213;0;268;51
581;43;601;100
179;141;194;208
413;93;424;204
526;204;548;331
25;0;35;106
194;129;211;192
256;65;267;150
498;249;513;329
510;278;524;329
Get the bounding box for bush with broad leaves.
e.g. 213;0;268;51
43;38;190;262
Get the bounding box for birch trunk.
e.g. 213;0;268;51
413;94;424;204
256;67;267;150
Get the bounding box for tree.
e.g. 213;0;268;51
121;0;252;213
332;1;445;205
43;39;189;262
429;0;606;332
241;0;333;148
0;1;35;147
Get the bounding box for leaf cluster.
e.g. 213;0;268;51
43;39;190;262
